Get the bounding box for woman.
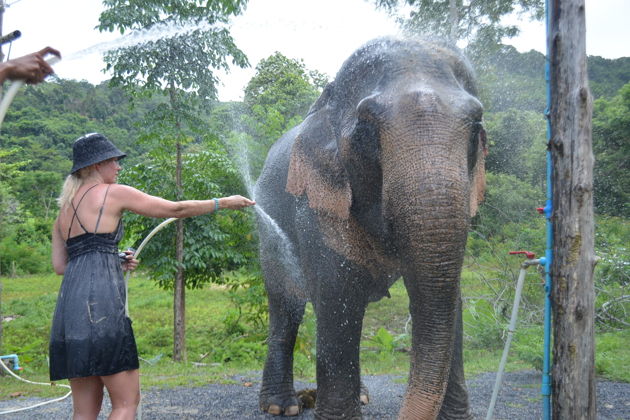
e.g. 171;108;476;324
50;133;255;420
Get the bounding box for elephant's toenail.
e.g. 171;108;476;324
268;404;281;415
285;405;300;416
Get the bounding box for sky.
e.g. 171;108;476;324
4;0;629;102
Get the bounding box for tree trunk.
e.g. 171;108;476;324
173;140;186;362
549;1;596;418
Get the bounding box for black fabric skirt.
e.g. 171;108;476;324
49;242;139;381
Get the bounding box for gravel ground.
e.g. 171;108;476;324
0;370;628;419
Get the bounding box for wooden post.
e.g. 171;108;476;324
549;0;596;419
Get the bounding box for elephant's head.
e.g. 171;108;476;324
285;37;486;418
287;37;486;255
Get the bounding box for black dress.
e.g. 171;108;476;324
49;184;139;381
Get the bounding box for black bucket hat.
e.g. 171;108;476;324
71;133;126;174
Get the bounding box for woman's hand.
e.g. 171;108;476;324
218;195;256;210
121;250;139;272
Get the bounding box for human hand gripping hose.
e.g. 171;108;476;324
0;55;61;131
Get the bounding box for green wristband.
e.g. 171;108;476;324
213;198;220;212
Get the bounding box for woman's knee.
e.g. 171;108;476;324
102;369;140;409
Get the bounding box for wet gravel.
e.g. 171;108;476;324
0;370;628;419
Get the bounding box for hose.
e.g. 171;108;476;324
124;217;178;316
485;259;540;420
0;358;72;415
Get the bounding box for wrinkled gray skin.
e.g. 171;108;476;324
254;37;487;420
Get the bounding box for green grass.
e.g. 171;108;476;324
0;270;628;401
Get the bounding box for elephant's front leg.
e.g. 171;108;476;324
260;292;306;416
313;283;367;420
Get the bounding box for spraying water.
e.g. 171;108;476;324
226;133;304;289
63;20;229;62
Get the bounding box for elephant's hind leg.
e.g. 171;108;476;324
259;290;306;416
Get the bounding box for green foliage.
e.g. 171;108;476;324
293;304;317;376
593;216;629;331
13;170;61;219
595;216;630;287
474;46;546;113
0;180;53;274
366;327;408;361
223;266;268;329
464;297;505;349
595;330;630;382
592;82;630;217
472;172;545;241
484;109;547;187
511;326;544;371
588;56;630;99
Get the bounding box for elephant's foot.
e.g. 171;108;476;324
260;389;302;417
313;394;363;419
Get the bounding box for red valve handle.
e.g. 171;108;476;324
509;251;536;259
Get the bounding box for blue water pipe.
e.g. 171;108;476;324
0;354;22;371
539;0;554;418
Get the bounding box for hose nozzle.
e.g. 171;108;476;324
0;30;22;47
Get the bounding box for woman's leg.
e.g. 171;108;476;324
69;376;104;420
101;369;140;420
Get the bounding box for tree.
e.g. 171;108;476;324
373;0;544;52
238;52;326;179
98;0;249;361
549;1;596;418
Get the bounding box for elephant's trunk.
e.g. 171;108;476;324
383;136;470;419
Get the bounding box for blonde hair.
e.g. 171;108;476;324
57;166;94;209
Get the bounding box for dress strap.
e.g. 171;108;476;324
93;184;112;233
67;184;99;238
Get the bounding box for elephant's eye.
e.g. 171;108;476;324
475;121;487;152
467;121;486;172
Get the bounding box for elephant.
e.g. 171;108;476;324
254;37;487;419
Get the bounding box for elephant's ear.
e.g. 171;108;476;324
469;126;488;217
286;110;352;220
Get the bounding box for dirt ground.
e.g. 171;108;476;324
0;370;628;419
